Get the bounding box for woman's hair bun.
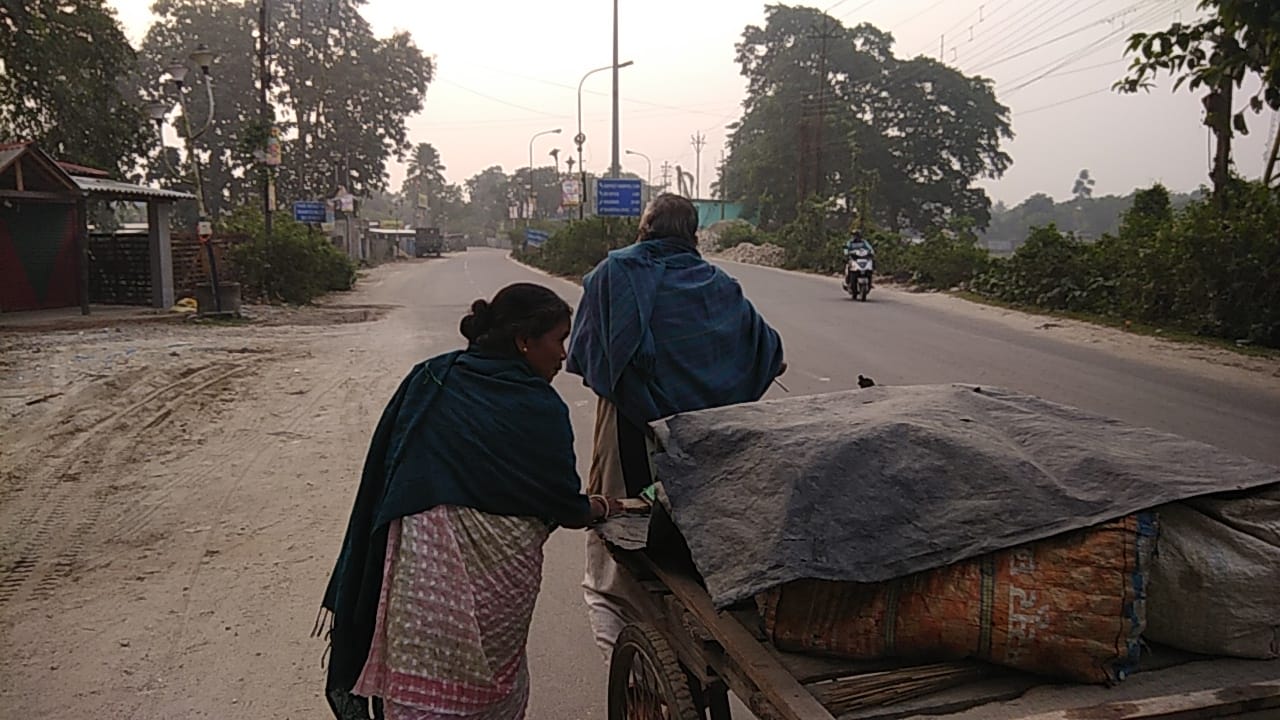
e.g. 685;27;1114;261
459;298;494;342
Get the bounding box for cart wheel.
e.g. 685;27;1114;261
608;624;701;720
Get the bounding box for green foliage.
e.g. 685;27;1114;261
975;182;1280;346
714;220;770;250
723;5;1011;232
774;198;845;274
905;228;992;291
222;206;356;304
0;0;150;174
975;226;1102;311
140;0;434;216
517;218;640;278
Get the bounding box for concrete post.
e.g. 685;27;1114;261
148;201;175;309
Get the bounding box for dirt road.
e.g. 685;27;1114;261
2;249;1277;719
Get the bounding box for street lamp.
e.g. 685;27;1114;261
625;149;652;209
153;44;222;310
577;60;634;220
528;128;561;225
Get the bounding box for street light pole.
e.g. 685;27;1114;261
624;149;651;208
528;128;561;225
577;60;634;220
156;45;222;312
611;0;620;179
259;0;274;238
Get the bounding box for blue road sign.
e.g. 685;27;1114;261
595;178;643;217
293;200;328;223
525;229;550;247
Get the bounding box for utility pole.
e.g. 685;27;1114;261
610;0;621;178
660;161;672;193
718;149;727;220
805;15;840;201
691;132;706;199
259;0;273;238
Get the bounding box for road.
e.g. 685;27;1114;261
2;247;1276;719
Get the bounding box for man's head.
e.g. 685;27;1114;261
638;193;699;245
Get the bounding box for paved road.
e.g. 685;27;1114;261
383;248;1280;719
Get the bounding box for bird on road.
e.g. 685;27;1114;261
858;374;876;388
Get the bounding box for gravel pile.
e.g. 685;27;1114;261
719;242;787;268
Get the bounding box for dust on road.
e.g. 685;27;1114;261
1;286;404;718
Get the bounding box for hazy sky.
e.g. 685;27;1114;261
110;0;1275;204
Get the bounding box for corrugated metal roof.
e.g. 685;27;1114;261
0;146;24;175
74;176;194;201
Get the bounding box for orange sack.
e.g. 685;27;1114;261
757;513;1157;684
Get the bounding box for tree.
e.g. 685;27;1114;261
0;0;149;174
140;0;434;217
723;5;1012;232
405;142;446;222
465;166;512;234
1072;169;1096;200
1116;0;1280;193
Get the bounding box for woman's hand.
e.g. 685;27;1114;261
588;495;625;524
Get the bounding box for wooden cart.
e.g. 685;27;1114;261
601;540;1280;720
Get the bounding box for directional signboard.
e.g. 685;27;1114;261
596;178;643;217
293;200;328;223
525;229;550;248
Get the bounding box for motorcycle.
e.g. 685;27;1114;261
842;248;874;301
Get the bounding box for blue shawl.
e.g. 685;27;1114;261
567;238;784;425
320;350;589;718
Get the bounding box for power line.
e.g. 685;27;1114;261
1015;86;1111;116
949;0;1065;67
964;0;1106;71
967;0;1159;74
1000;0;1181;95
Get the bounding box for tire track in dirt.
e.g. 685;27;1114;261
138;367;355;702
0;363;248;609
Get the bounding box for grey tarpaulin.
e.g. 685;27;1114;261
651;384;1279;609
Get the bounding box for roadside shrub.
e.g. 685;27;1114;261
905;232;991;290
974;225;1098;310
519;217;640;278
714;220;769;250
775;198;845;274
222;207;356;304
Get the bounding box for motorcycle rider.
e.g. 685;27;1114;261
844;230;874;258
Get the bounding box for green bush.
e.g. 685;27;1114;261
775;199;845;274
905;232;991;290
974;225;1099;310
518;217;640;278
971;182;1280;346
713;220;769;250
222;206;356;304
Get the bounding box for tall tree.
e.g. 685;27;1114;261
723;5;1011;232
464;166;512;233
140;0;433;217
1072;169;1096;200
405;141;446;221
1116;0;1280;193
0;0;149;173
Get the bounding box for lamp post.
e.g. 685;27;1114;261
148;43;223;312
624;149;652;209
528;128;561;225
576;60;634;220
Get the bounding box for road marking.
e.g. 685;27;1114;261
796;369;831;382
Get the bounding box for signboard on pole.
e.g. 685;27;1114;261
525;229;550;248
596;178;644;217
293;200;328;223
561;179;582;207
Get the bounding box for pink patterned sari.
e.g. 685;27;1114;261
353;505;550;720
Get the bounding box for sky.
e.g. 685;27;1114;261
109;0;1276;205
